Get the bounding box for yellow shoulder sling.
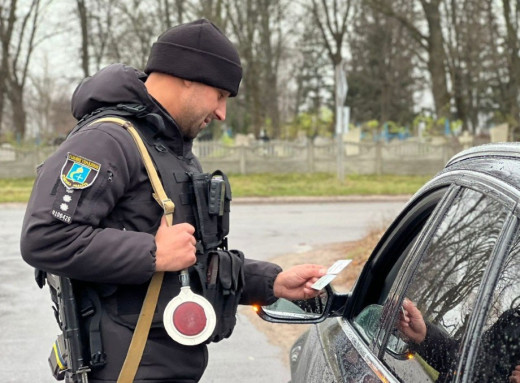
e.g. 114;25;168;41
88;116;173;383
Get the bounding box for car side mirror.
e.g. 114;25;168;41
353;304;413;358
255;286;348;324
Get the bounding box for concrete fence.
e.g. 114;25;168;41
0;146;56;178
194;139;465;176
0;139;476;179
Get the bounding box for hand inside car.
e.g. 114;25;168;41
273;264;327;301
510;364;520;383
398;298;427;344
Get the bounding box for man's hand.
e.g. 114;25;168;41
154;217;197;272
398;298;427;344
510;365;520;383
273;264;327;301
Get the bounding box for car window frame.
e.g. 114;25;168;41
374;179;519;383
455;214;519;383
346;184;453;349
373;184;460;354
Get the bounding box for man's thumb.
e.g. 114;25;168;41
160;215;168;227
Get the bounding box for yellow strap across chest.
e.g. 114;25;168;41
88;116;172;382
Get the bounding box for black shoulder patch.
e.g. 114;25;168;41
51;183;82;224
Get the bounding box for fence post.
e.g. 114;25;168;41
307;140;314;172
375;141;383;175
336;136;345;181
239;145;246;175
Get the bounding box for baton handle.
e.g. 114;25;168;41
179;269;190;287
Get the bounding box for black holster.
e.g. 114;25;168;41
189;170;245;343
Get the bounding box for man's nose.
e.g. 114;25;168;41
214;100;227;121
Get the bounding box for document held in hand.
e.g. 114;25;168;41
311;260;352;290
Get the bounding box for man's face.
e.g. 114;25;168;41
176;82;230;140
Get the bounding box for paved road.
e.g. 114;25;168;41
0;200;405;382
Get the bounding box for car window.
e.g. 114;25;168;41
351;188;446;346
470;232;520;382
381;188;509;382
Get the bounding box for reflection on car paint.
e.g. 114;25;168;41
291;324;336;383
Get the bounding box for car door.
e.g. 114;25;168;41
376;184;516;382
289;186;450;383
295;185;450;382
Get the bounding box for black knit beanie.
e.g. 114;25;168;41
145;19;242;97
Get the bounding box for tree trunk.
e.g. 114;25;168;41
422;1;450;118
0;72;5;134
76;0;90;77
503;0;520;134
9;83;26;140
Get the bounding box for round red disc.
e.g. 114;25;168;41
172;301;208;336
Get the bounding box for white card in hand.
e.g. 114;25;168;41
311;274;336;290
311;259;352;290
327;260;352;275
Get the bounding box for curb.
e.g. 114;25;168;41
232;195;412;204
0;195;412;208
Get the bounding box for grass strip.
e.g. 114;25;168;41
0;173;432;203
0;178;35;203
228;173;431;197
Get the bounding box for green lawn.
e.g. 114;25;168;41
0;178;35;203
0;173;432;203
228;173;431;197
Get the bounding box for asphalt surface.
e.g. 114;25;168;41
0;199;406;382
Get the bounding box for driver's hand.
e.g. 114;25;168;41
509;364;520;382
398;298;427;344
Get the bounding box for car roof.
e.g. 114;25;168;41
438;142;520;201
447;142;520;167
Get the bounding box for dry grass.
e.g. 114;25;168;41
241;227;385;366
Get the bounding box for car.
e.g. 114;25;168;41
256;142;520;383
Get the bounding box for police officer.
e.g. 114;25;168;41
20;19;325;383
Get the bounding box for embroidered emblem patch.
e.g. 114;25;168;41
60;153;101;189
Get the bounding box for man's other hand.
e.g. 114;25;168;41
154;217;197;271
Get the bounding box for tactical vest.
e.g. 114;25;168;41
80;105;245;342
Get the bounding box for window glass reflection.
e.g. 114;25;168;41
383;188;508;382
472;234;520;382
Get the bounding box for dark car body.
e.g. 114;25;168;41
259;143;520;383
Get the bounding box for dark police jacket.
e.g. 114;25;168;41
20;64;282;383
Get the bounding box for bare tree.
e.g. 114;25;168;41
0;0;48;140
257;0;286;137
28;56;75;140
76;0;89;77
197;0;226;27
162;0;189;27
499;0;520;136
347;2;418;125
76;0;122;76
308;0;355;134
225;0;289;138
225;0;261;137
442;0;496;132
366;0;451;120
291;18;330;119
